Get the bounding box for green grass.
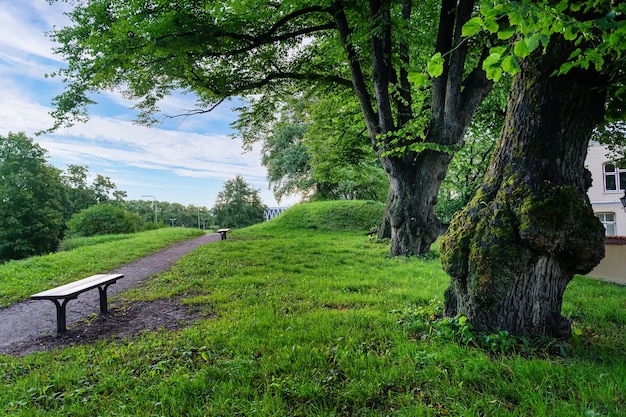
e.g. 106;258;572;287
0;227;205;307
1;201;625;416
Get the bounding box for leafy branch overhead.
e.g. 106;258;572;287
46;1;353;131
459;0;626;86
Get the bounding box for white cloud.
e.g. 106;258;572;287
0;0;68;62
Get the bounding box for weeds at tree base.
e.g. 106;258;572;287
396;298;574;358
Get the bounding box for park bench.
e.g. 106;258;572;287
30;273;124;333
217;228;230;240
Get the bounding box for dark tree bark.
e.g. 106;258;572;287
440;37;608;338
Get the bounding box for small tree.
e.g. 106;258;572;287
66;204;143;237
212;176;267;228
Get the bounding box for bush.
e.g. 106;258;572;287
65;204;144;237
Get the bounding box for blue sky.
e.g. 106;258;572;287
0;0;296;208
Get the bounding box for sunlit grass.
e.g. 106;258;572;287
1;201;624;416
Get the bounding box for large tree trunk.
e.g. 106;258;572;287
380;150;452;255
440;38;607;338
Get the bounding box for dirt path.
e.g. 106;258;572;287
0;233;222;356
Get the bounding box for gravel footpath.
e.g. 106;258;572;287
0;233;222;356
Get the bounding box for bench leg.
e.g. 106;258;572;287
50;298;73;333
96;283;115;315
219;231;227;240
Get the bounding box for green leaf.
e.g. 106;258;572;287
490;45;508;56
482;53;503;81
408;71;429;88
502;54;521;74
526;34;540;53
427;53;444;78
513;39;530;58
564;26;577;41
497;26;517;40
483;18;499;34
462;17;484;37
508;10;522;26
483;52;501;69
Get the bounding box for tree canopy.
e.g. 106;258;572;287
47;0;494;256
0;132;64;261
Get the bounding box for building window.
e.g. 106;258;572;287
596;212;616;236
603;163;626;191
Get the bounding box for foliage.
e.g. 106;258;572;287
65;204;144;237
436;131;497;224
1;202;625;416
260;115;313;201
0;132;64;262
252;96;389;203
465;1;626;98
592;121;626;166
124;200;212;229
60;165;127;224
45;0;494;256
211;175;267;228
0;227;205;307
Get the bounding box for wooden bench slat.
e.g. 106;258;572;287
31;274;123;299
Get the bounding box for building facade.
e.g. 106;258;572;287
586;142;626;236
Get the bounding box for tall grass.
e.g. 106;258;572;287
1;201;624;416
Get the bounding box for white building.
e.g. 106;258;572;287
586;142;626;236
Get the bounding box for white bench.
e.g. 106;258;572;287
217;228;231;240
31;273;124;333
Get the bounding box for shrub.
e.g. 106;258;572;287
65;204;144;237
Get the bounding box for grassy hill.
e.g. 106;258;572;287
243;200;386;235
1;201;625;416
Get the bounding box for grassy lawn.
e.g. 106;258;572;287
1;201;625;416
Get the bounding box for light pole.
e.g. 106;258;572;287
141;195;158;223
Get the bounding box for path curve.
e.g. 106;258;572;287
0;233;221;354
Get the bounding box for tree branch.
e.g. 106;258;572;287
329;1;379;143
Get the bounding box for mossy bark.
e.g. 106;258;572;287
440;38;607;338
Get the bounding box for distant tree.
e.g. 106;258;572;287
436;131;496;224
60;164;127;223
125;200;213;229
65;204;143;237
0;132;64;261
212;176;267;228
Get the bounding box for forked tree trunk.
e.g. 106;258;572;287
440;38;607;338
379;150;453;255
